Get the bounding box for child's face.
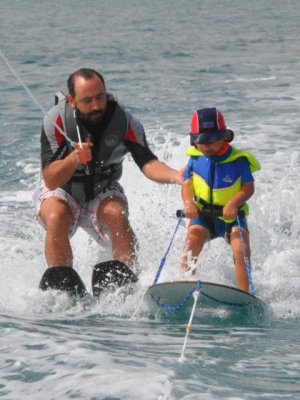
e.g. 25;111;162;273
195;138;226;156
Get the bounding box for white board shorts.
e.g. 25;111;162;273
33;181;128;246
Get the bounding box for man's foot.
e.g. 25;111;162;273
39;267;87;298
92;260;138;297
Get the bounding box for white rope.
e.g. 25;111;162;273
178;289;200;362
0;48;76;147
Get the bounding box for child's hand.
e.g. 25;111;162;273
183;201;199;219
223;201;238;220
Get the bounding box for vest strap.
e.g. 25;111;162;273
196;197;246;212
196;198;223;211
71;164;122;183
63;174;118;202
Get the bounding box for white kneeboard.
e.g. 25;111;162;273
144;280;265;313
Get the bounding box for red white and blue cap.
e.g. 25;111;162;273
190;107;234;144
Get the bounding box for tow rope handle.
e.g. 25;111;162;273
73;109;91;175
176;209;246;218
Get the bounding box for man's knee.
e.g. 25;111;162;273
41;199;73;231
98;197;128;222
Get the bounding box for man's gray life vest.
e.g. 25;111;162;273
55;93;129;202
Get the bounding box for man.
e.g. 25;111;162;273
34;68;183;297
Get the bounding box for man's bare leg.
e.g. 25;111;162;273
97;196;138;268
40;197;74;267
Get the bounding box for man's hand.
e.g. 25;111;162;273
142;160;185;185
74;140;93;166
172;165;186;185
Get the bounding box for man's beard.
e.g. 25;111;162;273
79;109;105;126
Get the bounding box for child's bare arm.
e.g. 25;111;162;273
182;179;199;219
223;182;255;220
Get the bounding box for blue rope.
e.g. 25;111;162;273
152;213;183;285
237;216;255;295
151;280;202;311
200;291;251;307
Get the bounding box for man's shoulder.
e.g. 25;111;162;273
43;101;66;127
121;108;145;139
122;107;142;126
42;101;67;139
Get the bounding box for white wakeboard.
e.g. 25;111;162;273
144;280;265;313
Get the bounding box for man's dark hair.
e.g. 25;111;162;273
67;68;106;97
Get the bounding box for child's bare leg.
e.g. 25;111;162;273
230;227;250;292
181;225;210;272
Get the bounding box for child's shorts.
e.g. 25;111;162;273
191;215;248;240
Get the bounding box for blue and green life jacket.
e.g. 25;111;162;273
186;146;261;222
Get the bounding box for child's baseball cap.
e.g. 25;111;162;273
190;107;234;144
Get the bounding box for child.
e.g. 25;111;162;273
181;107;261;292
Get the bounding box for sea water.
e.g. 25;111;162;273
0;0;300;398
